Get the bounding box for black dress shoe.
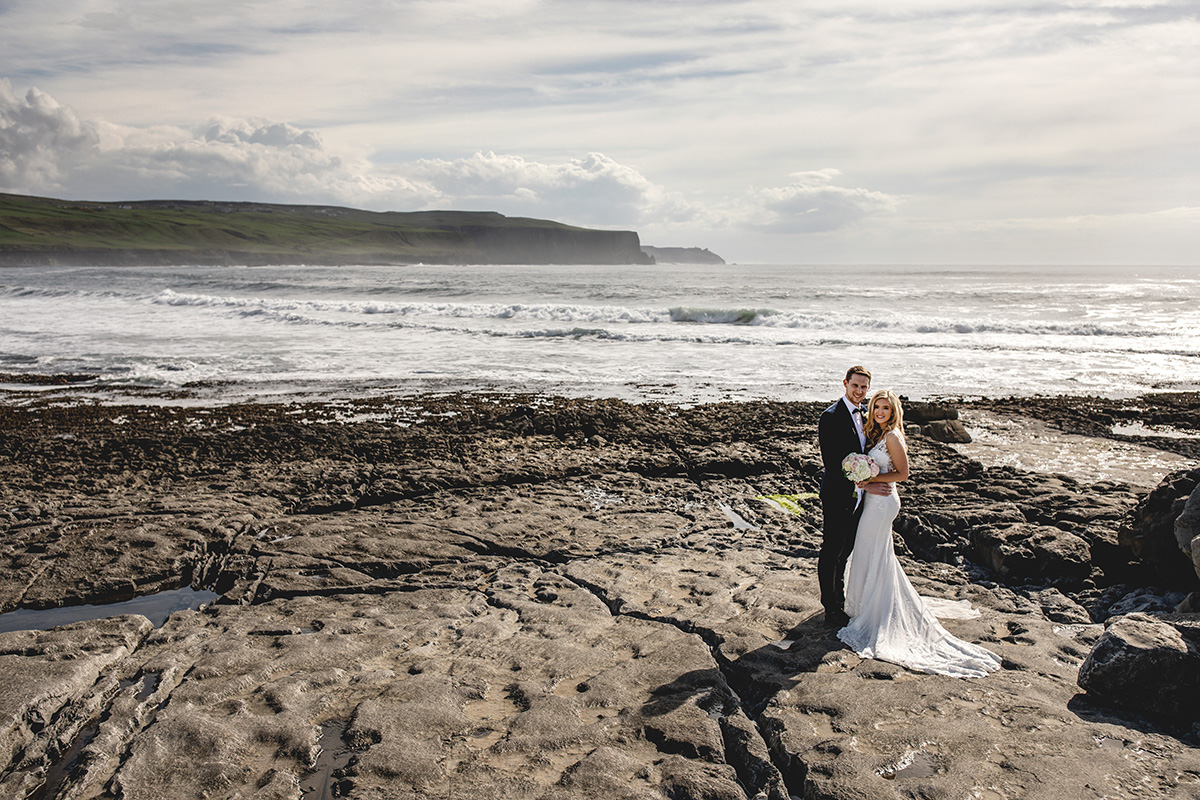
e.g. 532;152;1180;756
824;610;850;628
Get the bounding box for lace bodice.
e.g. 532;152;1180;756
867;435;897;474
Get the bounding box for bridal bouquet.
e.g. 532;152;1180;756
841;452;879;483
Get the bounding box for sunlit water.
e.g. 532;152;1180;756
1;263;1197;404
0;587;220;633
951;410;1194;488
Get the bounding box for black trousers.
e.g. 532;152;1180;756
818;493;863;614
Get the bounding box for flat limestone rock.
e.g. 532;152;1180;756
567;544;1200;800
1;392;1198;799
18;572;771;800
0;615;152;798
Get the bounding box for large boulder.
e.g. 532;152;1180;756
970;522;1092;584
1119;467;1200;587
923;419;972;443
1077;613;1200;719
1174;482;1200;583
903;401;959;424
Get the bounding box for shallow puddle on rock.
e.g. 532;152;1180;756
28;719;101;800
1095;735;1129;751
805;710;838;738
300;720;354;800
879;750;940;780
896;751;940;779
26;672;162;800
131;670;162;702
0;586;220;633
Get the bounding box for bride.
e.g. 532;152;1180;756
837;389;1002;678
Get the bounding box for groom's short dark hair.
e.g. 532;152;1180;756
845;366;871;382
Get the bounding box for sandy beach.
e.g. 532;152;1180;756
1;386;1198;799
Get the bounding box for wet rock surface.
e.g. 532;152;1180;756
1;390;1198;799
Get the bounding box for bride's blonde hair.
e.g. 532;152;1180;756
864;389;903;446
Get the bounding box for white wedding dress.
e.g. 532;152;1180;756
837;436;1002;678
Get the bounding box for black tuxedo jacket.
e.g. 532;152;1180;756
818;399;864;513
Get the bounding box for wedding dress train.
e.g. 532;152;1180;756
837;437;1002;678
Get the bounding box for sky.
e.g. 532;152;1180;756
1;0;1197;264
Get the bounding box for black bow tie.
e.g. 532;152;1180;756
853;405;866;415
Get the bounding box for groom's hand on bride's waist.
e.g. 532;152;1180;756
861;482;894;496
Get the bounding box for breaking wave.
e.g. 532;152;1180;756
4;262;1199;403
151;290;1160;338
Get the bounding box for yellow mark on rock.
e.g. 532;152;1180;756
755;493;817;515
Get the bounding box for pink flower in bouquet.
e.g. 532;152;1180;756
841;452;879;483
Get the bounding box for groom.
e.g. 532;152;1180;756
817;365;887;627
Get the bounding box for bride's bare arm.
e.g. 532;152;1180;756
881;432;909;483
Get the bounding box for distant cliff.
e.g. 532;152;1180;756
0;194;653;266
641;246;725;264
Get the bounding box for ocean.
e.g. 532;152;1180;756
1;262;1198;405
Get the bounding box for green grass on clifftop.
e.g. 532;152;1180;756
0;193;645;266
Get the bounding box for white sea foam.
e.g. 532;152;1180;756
2;263;1198;404
148;289;1167;340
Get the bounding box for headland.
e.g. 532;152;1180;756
0;193;654;266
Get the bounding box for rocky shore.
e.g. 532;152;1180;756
1;387;1198;799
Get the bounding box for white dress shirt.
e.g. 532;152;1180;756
843;395;867;451
843;395;867;509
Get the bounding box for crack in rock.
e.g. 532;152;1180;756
560;568;792;800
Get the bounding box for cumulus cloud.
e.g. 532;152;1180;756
0;81;101;189
93;127;431;207
0;87;701;228
751;169;901;233
203;119;323;150
0;81;433;206
404;151;699;226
